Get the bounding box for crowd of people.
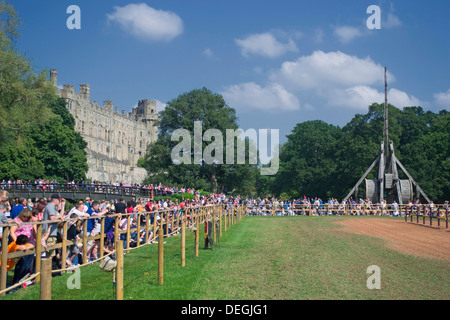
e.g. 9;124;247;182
0;181;448;294
244;196;449;217
0;179;198;197
0;187;241;294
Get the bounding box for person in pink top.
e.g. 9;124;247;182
10;208;36;247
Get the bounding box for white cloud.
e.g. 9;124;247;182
223;50;422;114
106;3;183;42
155;100;167;113
272;50;393;90
221;82;300;112
331;86;422;110
235;32;298;58
334;26;363;43
434;89;450;110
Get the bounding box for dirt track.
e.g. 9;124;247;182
336;218;450;262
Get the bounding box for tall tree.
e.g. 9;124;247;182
0;1;88;181
140;87;257;194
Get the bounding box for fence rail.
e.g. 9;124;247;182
0;202;447;299
0;183;177;198
0;204;244;299
244;203;449;220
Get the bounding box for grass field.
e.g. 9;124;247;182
2;216;449;300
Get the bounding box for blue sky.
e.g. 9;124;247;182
9;0;450;143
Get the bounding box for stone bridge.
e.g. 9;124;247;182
1;184;172;202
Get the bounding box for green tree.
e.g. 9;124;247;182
0;1;88;181
29;97;88;181
273;120;343;199
0;0;53;145
140;88;257;194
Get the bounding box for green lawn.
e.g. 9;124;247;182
2;216;449;300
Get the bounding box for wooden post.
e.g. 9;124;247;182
213;210;216;244
195;218;199;257
219;208;222;236
446;208;448;229
145;212;150;243
100;217;105;258
126;215;131;251
35;223;42;283
181;220;186;267
82;219;88;264
116;240;124;300
136;213;141;247
153;213;158;244
61;220;68;272
114;215;120;244
430;207;432;226
437;208;440;227
224;207;227;232
165;212;169;238
0;226;9;296
40;258;52;300
158;226;164;285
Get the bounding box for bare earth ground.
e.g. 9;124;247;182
335;218;450;262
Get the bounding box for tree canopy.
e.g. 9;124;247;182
0;1;88;181
139;87;258;194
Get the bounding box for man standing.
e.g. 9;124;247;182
42;194;66;258
115;198;127;215
86;201;108;260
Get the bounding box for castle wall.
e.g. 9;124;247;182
54;71;158;184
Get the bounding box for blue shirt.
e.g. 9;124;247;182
104;216;115;233
86;208;98;233
10;205;25;219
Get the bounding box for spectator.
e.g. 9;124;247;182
0;235;34;288
115;198;127;214
42;194;66;259
66;214;83;266
26;199;34;210
10;197;26;219
10;208;36;246
85;201;108;261
67;201;90;219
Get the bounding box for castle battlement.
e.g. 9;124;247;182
51;69;159;183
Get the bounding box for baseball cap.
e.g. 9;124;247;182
51;194;61;199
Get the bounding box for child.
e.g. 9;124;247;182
0;235;35;286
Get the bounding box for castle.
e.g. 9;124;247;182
50;69;158;184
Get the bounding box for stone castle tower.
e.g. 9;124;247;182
50;69;158;183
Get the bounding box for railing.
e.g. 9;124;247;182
0;183;180;198
244;203;449;226
1;202;447;299
0;203;244;299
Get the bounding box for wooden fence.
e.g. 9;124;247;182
244;203;449;223
1;202;446;299
0;204;245;299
